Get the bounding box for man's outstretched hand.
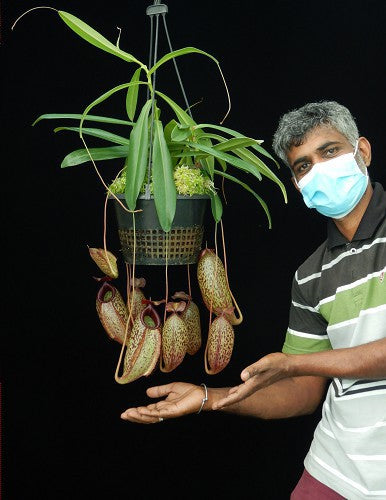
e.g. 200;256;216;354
212;352;291;410
121;382;205;424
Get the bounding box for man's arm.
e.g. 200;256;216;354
289;338;386;379
207;376;327;419
120;376;327;423
213;338;386;411
121;339;386;423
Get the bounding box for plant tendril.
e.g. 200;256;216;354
11;6;58;31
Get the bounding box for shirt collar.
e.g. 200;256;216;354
327;182;386;249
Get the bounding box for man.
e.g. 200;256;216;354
121;101;386;499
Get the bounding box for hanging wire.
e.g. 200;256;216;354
145;1;193;197
145;9;160;198
162;13;193;119
146;15;154;102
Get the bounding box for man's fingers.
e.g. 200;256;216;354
212;392;240;410
144;402;158;410
213;383;255;410
212;397;234;410
229;379;255;395
228;385;241;395
120;408;159;424
146;383;175;399
138;404;176;420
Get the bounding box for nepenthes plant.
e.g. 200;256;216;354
12;4;288;382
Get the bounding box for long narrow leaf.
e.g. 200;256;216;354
214;169;272;228
197;136;214;179
58;11;144;66
210;191;223;222
126;68;142;121
164;119;181;167
164;119;179;142
217;157;227;172
189;127;286;201
155;93;216;174
149;47;219;75
171;124;192;142
54;126;130;145
152;120;177;232
78;82;148;140
194;123;263;142
170;149;226;173
184;141;262;180
194;123;279;167
32;114;134;127
155;91;196;126
125;100;153;210
195;132;227;142
213;137;260;152
234;148;287;202
61;145;129;168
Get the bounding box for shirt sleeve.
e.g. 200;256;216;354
282;273;332;354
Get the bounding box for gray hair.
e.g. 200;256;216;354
272;101;360;167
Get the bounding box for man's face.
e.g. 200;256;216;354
286;126;369;184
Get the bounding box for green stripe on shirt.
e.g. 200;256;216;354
282;331;332;354
319;275;385;325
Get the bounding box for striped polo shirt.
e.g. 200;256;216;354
282;182;386;499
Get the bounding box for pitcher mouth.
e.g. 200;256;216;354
140;303;161;330
97;282;116;303
198;248;215;259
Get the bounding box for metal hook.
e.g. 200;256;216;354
146;3;168;16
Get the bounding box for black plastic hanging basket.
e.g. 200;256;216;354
113;195;210;266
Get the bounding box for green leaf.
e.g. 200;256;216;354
195;132;227;143
214;169;272;228
171;124;192;142
32;114;134;127
125;100;153;210
58;11;144;67
126;68;142;121
194;123;262;141
164;120;181;167
78;81;147;134
217;158;227;172
149;47;219;75
152;120;177;232
54;126;130;145
155;91;196;126
184;141;262;180
164;119;178;143
194;123;279;167
210;191;223;222
61;145;129;168
213;137;260;152
197;136;214;179
191;132;227;170
234;148;287;203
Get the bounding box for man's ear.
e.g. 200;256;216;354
291;175;301;192
358;136;372;167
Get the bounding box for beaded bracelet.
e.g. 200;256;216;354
197;383;208;414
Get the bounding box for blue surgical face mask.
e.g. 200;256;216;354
295;141;369;219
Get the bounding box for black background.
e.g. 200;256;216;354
2;1;385;499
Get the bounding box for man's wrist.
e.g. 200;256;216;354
204;387;231;411
284;353;299;377
196;383;208;414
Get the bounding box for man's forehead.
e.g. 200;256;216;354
290;126;348;151
287;127;349;158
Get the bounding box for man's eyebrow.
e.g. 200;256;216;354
316;140;342;152
292;141;343;168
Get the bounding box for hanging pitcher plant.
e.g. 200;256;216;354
20;8;288;231
13;5;289;380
